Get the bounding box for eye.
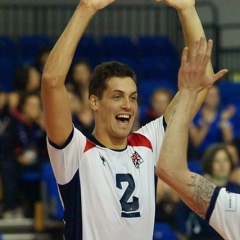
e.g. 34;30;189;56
113;95;121;100
130;96;138;101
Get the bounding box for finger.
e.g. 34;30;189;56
211;69;228;83
195;37;205;63
189;40;199;64
181;47;188;67
201;39;213;68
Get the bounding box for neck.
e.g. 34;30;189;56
92;129;127;150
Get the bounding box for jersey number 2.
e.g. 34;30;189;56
116;173;141;218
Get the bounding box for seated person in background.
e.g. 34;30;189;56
66;60;92;107
1;92;48;219
139;88;177;227
138;88;178;225
34;45;53;75
155;178;179;229
176;143;240;240
8;65;41;114
67;86;94;137
226;142;240;185
189;84;236;158
139;88;173;127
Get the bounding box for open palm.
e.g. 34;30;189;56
178;37;228;93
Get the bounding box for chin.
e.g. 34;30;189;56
115;129;131;138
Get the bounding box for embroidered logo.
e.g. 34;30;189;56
131;151;143;168
100;155;106;166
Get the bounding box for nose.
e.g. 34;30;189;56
121;97;131;110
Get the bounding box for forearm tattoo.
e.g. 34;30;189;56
187;174;216;219
168;99;179;127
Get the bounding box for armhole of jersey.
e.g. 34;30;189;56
48;127;74;150
205;187;221;222
163;116;167;131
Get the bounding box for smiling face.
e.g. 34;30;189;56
91;76;138;148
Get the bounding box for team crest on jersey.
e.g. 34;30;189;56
131;151;143;168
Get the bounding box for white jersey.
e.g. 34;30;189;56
47;116;166;240
207;187;240;240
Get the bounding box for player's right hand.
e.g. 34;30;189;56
79;0;115;11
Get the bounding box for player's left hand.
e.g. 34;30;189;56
178;36;228;94
156;0;195;11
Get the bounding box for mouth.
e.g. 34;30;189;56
115;114;131;124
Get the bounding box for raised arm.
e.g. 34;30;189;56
41;0;114;146
161;0;214;123
156;37;227;219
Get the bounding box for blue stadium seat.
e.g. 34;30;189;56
17;35;54;60
218;81;240;106
137;79;177;107
0;35;17;59
138;56;179;80
74;35;99;68
153;223;179;240
137;35;178;58
99;35;138;59
42;162;64;220
0;57;16;92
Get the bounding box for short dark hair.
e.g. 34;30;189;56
18;91;41;111
89;61;136;99
202;143;235;175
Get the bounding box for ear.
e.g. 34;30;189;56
89;95;98;111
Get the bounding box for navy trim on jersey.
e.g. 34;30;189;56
58;169;82;240
163;116;167;131
48;128;74;150
88;134;127;151
205;187;221;223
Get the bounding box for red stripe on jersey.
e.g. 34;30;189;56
84;139;96;152
127;133;153;151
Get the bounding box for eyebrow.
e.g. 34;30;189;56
112;90;138;95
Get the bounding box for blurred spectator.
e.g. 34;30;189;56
8;65;41;114
67;60;92;107
189;84;236;159
1;92;48;219
139;88;173;127
176;143;240;240
67;86;94;137
155;178;179;229
34;45;53;74
139;87;177;227
226;142;240;185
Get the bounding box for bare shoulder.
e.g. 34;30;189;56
185;173;216;219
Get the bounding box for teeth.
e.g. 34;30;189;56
117;115;130;119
